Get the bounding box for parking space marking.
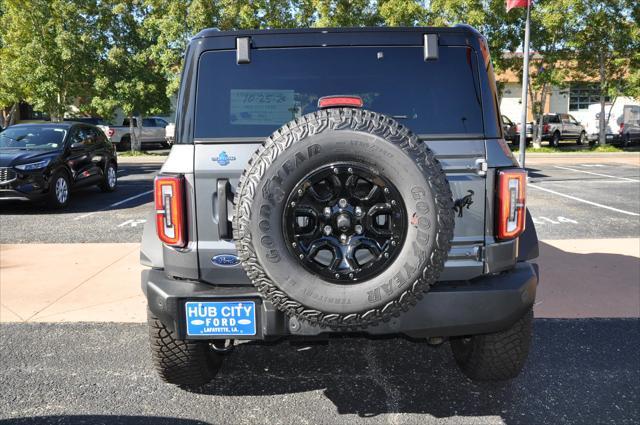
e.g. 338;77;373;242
532;216;578;225
553;165;640;182
74;190;153;220
528;184;640;216
117;219;146;227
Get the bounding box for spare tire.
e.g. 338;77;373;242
233;108;454;329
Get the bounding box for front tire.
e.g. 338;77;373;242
577;131;586;145
148;310;222;388
99;162;117;192
47;171;70;209
450;309;533;381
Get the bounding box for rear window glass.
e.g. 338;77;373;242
194;46;484;139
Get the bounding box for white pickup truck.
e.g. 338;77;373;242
99;117;170;151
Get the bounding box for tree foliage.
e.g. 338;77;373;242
0;0;101;121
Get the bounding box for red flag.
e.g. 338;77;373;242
506;0;531;12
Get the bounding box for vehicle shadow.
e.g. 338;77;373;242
191;318;638;423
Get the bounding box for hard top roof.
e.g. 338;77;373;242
194;25;482;40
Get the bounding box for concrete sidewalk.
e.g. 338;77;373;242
0;243;145;322
1;239;638;323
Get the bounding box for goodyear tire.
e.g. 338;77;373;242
450;309;533;381
233;108;454;329
148;310;222;388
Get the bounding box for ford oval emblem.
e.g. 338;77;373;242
212;254;240;267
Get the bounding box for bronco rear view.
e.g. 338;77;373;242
141;26;539;388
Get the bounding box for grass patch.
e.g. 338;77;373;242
117;150;167;157
512;144;625;153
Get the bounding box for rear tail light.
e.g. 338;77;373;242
154;175;186;247
496;169;527;240
543;124;550;133
107;128;115;137
318;95;363;109
619;123;624;134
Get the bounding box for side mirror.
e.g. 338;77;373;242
70;142;84;150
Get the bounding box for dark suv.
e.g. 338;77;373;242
0;122;118;208
141;26;539;388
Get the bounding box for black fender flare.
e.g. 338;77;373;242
517;209;539;262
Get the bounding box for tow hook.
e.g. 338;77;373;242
211;339;235;354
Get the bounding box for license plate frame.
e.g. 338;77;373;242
184;300;258;338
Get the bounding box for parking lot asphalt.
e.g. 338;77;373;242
1;157;638;243
1;319;638;425
526;162;640;239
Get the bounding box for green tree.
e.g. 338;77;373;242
429;0;523;75
91;1;169;150
570;0;636;144
0;0;101;122
378;0;427;26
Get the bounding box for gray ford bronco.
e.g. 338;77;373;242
141;26;539;388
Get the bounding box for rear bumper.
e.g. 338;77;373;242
143;262;538;340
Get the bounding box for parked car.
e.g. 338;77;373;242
617;105;640;146
515;121;534;142
165;122;175;146
0;122;117;208
580;98;640;144
539;113;587;146
141;25;539;388
501;115;517;142
99;117;169;151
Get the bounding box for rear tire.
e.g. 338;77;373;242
450;309;533;381
117;136;131;152
549;131;560;147
148;310;222;388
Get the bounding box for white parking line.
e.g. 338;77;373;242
528;184;640;216
74;190;153;220
553;165;640;182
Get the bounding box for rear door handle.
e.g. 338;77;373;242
217;179;232;239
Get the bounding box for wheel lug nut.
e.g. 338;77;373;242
335;273;340;278
349;273;354;279
292;242;297;248
384;252;389;258
333;167;339;174
355;207;363;217
391;240;397;246
290;201;296;207
324;207;331;217
355;224;363;234
338;198;347;208
297;189;303;195
391;200;396;206
323;225;332;235
340;234;347;244
384;188;390;194
348;167;353;174
299;254;304;259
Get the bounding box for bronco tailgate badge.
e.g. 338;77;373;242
212;151;236;166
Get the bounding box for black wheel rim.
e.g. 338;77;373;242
283;163;407;283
